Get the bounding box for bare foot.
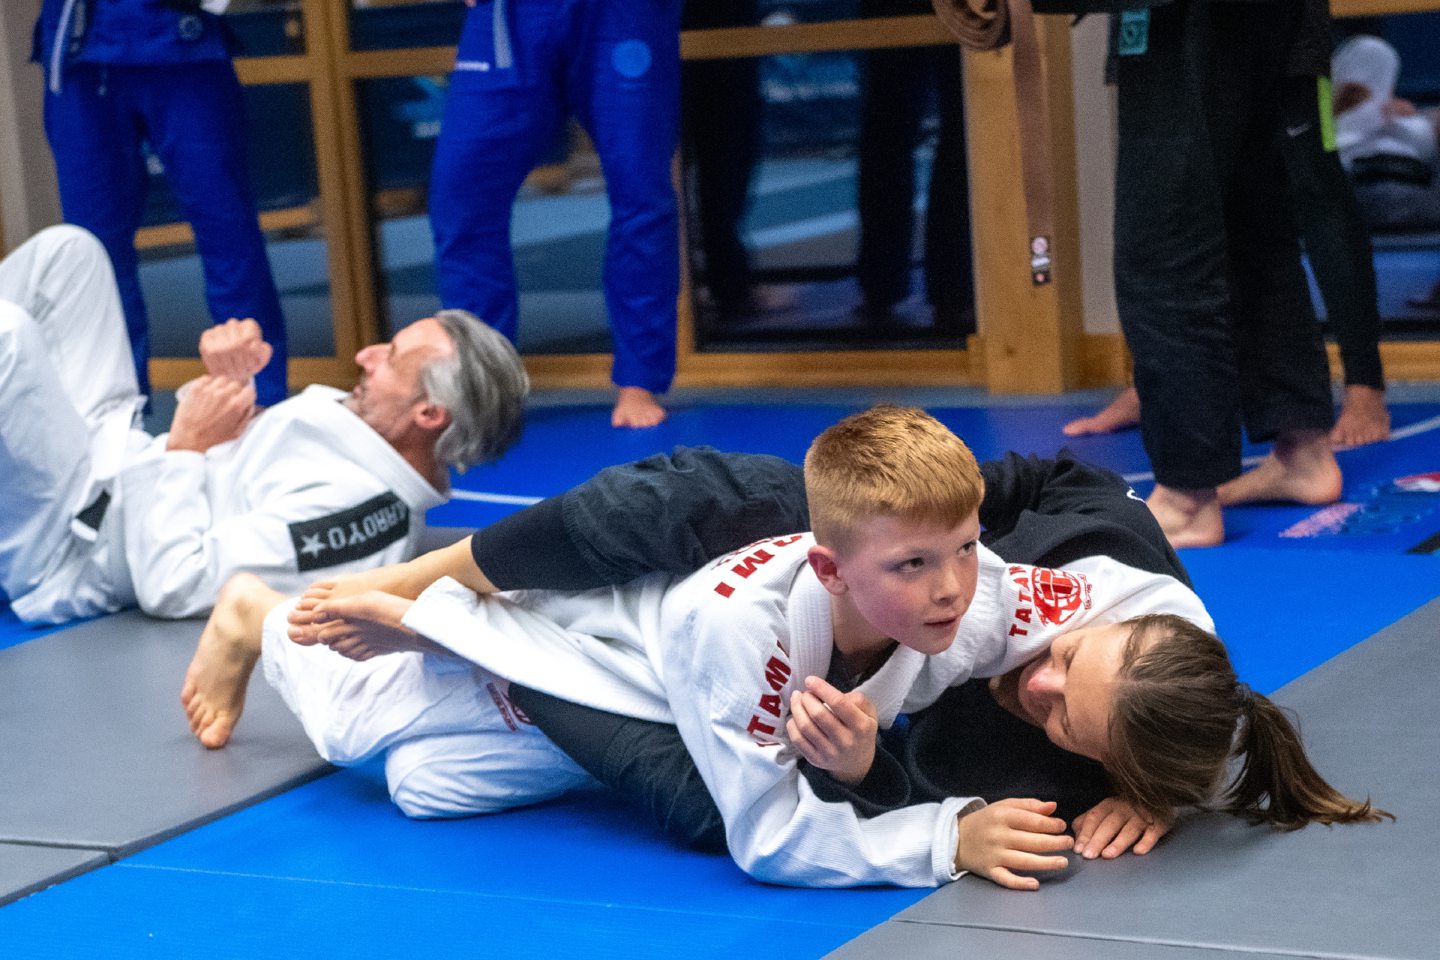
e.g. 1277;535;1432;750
287;554;457;645
307;590;447;661
611;386;667;428
1146;485;1225;549
1330;385;1391;449
1062;388;1141;437
181;573;284;749
1218;430;1343;506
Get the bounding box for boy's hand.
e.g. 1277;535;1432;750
1072;797;1170;859
199;318;272;383
166;375;256;453
954;798;1073;891
786;675;878;786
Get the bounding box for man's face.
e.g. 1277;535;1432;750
1014;621;1132;762
832;512;981;656
344;317;453;443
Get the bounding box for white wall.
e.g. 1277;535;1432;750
1069;13;1119;335
0;4;61;252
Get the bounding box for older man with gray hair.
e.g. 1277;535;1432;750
0;225;528;625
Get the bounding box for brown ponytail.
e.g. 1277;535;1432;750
1223;686;1390;829
1106;614;1392;828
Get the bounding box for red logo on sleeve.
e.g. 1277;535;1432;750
1007;565;1092;635
1030;567;1090;625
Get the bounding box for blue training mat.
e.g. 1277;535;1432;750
0;764;925;958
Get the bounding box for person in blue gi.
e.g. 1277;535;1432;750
429;0;682;428
33;0;288;407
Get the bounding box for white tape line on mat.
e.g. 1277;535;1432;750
448;489;544;506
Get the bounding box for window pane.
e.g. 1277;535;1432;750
357;77;613;354
228;0;306;57
686;45;976;352
348;0;466;53
143;83;332;359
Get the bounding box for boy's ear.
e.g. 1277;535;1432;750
807;545;847;595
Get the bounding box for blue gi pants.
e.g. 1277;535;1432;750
43;61;288;405
430;0;681;394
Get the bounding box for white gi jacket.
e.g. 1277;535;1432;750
403;533;1213;889
15;385;444;622
121;385;445;618
2;227;446;623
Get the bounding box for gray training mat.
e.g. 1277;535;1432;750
0;611;331;856
827;598;1439;960
0;844;109;908
825;922;1320;960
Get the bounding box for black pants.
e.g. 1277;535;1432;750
855;0;974;325
681;0;764;315
1279;74;1383;390
1114;0;1334;489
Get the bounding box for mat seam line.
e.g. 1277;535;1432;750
110;861;897;928
889;920;1391;960
0;839;115;859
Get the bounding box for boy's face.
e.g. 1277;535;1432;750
820;511;982;656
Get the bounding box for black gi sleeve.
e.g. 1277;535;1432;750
472;446;807;591
981;450;1190;584
798;734;912;816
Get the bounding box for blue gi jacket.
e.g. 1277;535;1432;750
34;0;230;82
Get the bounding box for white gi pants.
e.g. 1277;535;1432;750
259;600;595;818
0;226;144;621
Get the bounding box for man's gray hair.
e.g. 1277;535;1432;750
421;309;529;471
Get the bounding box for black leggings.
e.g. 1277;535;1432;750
1279;74;1383;389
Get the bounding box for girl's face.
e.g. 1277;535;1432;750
1012;621;1134;762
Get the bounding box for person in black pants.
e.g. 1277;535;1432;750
681;0;766;323
1114;0;1342;548
1067;0;1390;451
1279;0;1388;448
855;0;975;335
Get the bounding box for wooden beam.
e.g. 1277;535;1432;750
233;55;311;86
307;0;381;358
523;346;982;391
345;46;455;79
682;16;954;60
135;204;319;250
965;19;1084;394
151;355;353;392
1331;0;1440;17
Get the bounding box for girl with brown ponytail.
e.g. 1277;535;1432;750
1104;613;1390;829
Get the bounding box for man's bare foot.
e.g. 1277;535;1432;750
611;386;666;428
181;573;285;749
1146;485;1225;549
1330;385;1391;449
1218;430;1344;507
307;590;448;661
1062;387;1141;437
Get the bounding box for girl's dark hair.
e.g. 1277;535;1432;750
1106;614;1392;829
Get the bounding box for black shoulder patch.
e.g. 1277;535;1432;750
288;493;410;572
